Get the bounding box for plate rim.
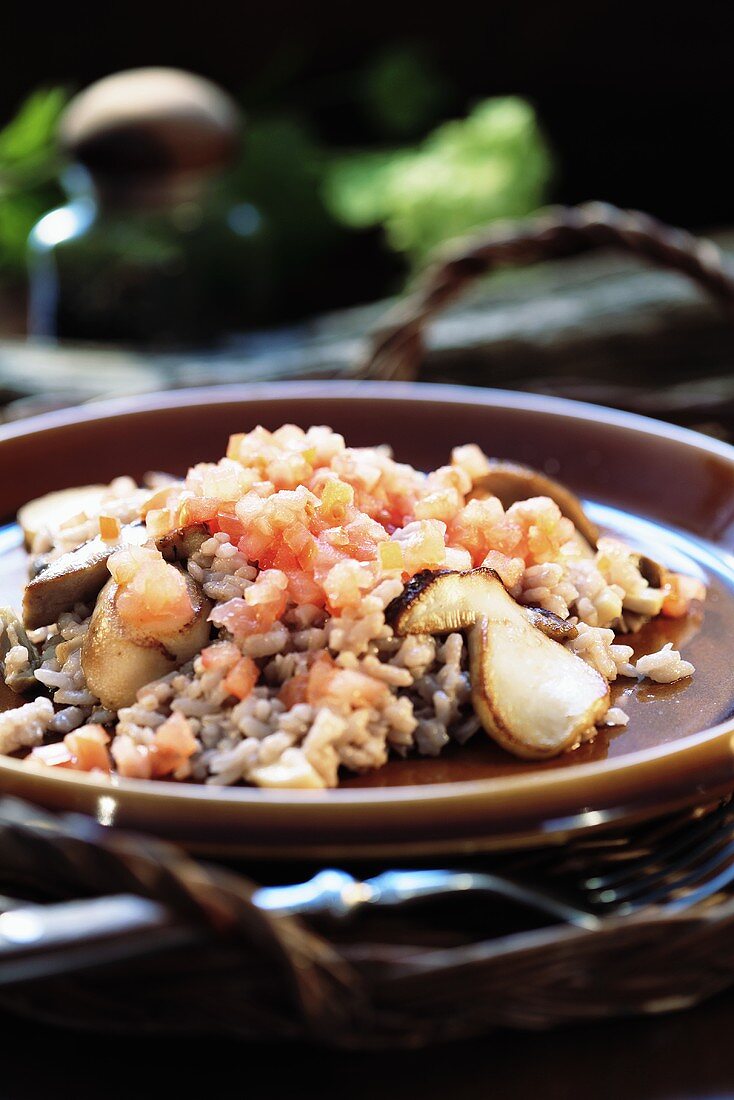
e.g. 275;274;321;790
2;380;734;847
2;378;734;469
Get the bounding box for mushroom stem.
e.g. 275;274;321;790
387;568;609;760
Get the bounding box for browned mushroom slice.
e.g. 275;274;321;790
387;568;608;760
387;568;578;641
22;522;211;630
637;554;666;590
22;525;149;630
81;571;212;711
524;605;578;642
471;460;599;549
157;523;210;563
468;612;609;759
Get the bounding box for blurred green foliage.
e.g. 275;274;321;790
230;115;339;266
0;51;553;321
324;97;553;261
359;45;452;138
0;87;66;274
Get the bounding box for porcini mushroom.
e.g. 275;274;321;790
81;569;212;711
22;525;149;630
387;568;609;759
22;522;210;630
18;485;108;550
387;568;578;641
156;523;209;564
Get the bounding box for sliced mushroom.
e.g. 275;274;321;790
469;611;610;759
524;605;579;642
471;460;599;549
22;524;149;630
387;568;578;641
18;485;108;549
22;522;210;630
157;523;209;564
81;571;212;711
637;554;666;589
388;568;609;760
0;606;42;693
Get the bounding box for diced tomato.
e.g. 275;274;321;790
283;522;318;568
112;737;153;780
662;589;688;619
312;534;350;585
154;712;197;757
448;498;524;566
237;520;277;566
662;573;706;618
279;673;309;708
287;570;325;606
29;725;112;773
342;517;386;561
210;598;261;638
215;511;245;541
178;497;227;527
269;544;301;575
332;668;390;707
150;713;198;778
308;662;389;709
29;742;75;768
65;725;112;773
223;656;259;700
210;571;287;638
306;652;337;704
112;547;195;634
200;640;241;671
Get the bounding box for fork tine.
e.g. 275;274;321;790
665;855;734;913
583;801;731;891
589;828;734;905
594;837;734;911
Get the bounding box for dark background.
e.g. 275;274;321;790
3;0;732;228
2;0;733;344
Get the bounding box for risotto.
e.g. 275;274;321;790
0;425;705;788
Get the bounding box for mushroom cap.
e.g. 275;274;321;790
60;67;241;179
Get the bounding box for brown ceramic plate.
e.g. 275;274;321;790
1;382;734;859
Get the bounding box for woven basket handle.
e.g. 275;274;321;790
360;202;734;382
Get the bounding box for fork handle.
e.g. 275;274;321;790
0;894;202;986
0;866;599;987
255;868;600;930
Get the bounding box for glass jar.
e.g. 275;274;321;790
26;67;272;348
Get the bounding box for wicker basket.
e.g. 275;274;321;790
3;203;734;1047
2;796;734;1046
360;202;734;382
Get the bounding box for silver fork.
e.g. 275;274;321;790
1;800;733;984
254;800;734;928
